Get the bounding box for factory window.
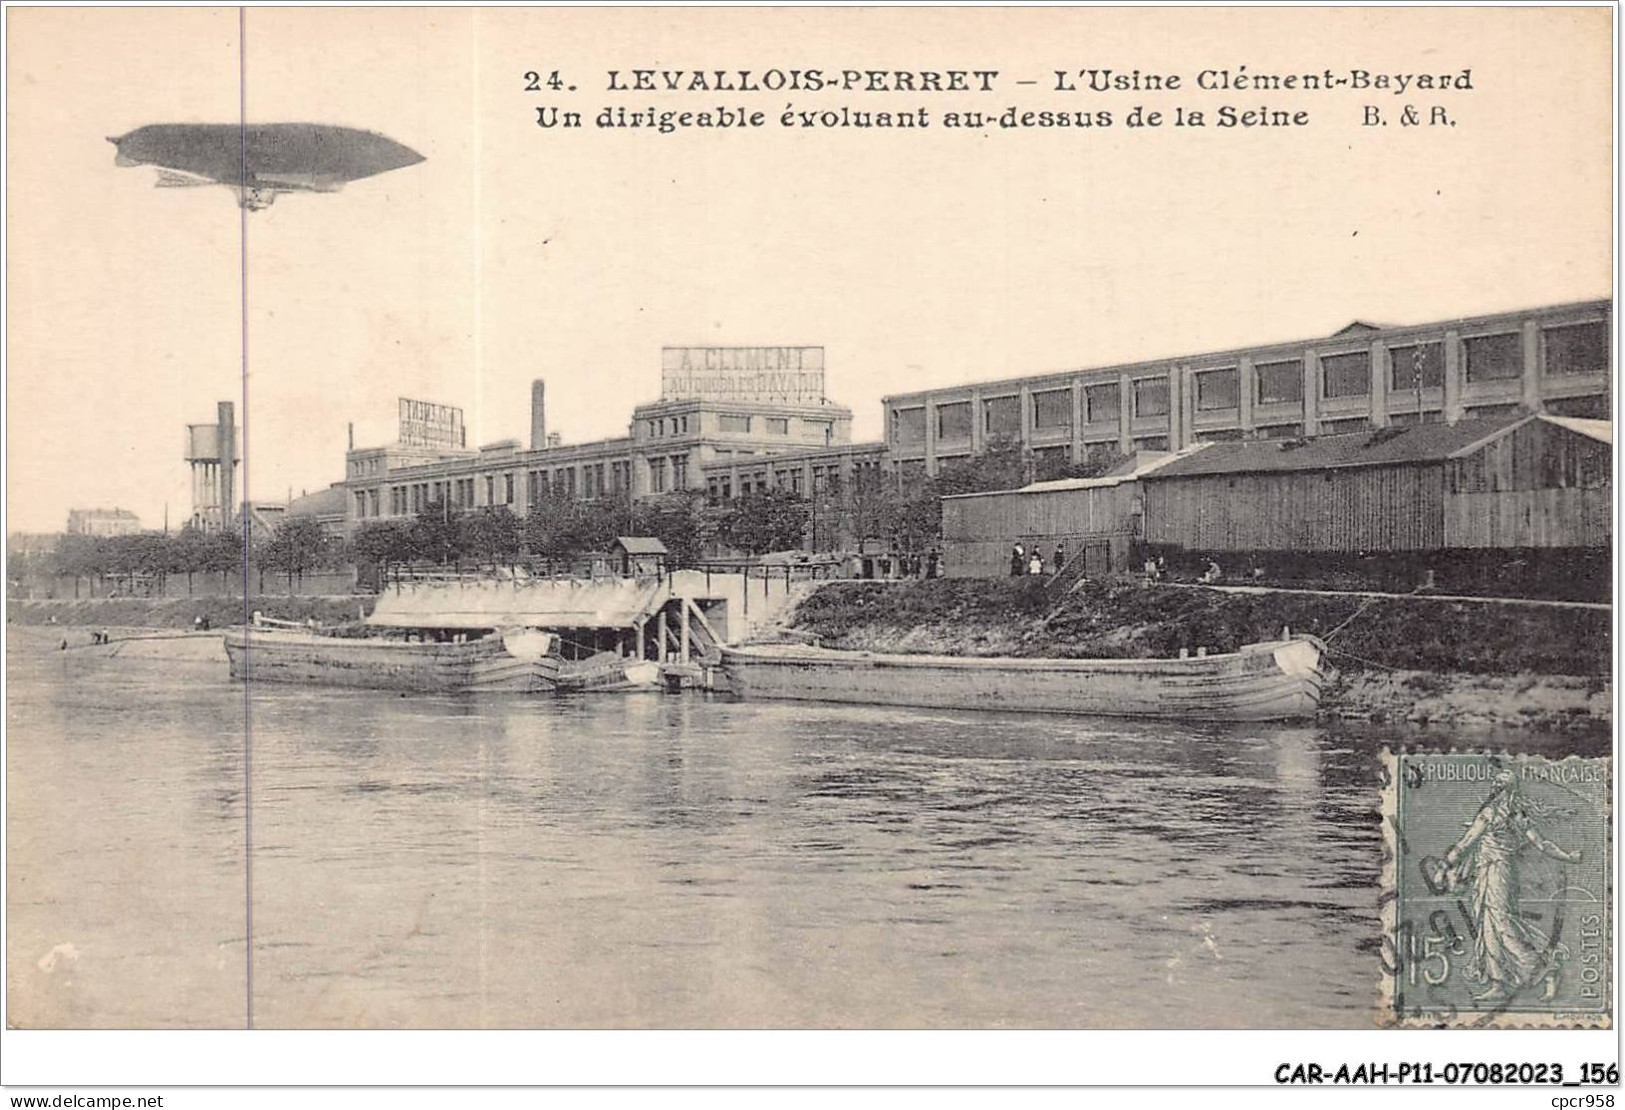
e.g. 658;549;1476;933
935;401;972;441
355;492;368;518
1463;333;1521;381
369;490;380;517
891;407;926;445
648;420;659;438
765;417;789;435
1256;360;1304;405
582;466;597;500
650;458;667;493
1320;417;1370;435
410;485;422;513
1389;342;1445;390
1321;351;1371;398
527;471;544;504
1132;377;1169;418
1032;389;1072;430
719;414;752;433
1195;368;1239;411
1132;436;1170;452
671;456;687;489
503;473;515;505
1085;383;1120;423
485;475;496;505
611;461;629;494
1544;322;1608;377
681;415;690;433
983;395;1020;436
805;419;833;443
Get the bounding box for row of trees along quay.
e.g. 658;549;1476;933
20;438;1124;596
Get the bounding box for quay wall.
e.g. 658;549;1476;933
7;595;376;630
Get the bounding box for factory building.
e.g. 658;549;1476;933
340;346;853;530
882;300;1611;483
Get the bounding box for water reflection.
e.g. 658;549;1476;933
5;641;1605;1028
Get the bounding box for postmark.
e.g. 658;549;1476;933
1380;749;1612;1027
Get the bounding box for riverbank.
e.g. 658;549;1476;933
786;579;1611;730
7;595;375;630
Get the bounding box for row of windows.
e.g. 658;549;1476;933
647;415;692;438
703;458;884;502
647;455;689;493
892;321;1608;443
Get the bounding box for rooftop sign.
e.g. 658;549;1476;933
661;346;825;404
398;398;466;449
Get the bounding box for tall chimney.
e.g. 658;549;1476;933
348;422;355;451
216;401;236;530
530;380;547;450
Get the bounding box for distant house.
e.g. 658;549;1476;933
610;536;668;576
65;508;141;536
939;450;1195;578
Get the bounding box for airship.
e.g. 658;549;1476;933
108;123;425;210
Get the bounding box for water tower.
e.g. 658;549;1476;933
184;401;238;532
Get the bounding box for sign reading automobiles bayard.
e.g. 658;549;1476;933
398;397;466;448
661;346;826;404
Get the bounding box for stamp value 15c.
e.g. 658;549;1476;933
1381;750;1612;1028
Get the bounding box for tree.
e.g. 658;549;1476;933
411;500;468;566
350;520;416;578
463;506;523;566
522;493;618;563
200;529;244;592
720;488;808;556
631;491;724;566
258;517;332;592
170;525;211;596
54;533;106;598
932;435;1027;496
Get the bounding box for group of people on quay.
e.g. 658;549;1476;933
1009;542;1067;577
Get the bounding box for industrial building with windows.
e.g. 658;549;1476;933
882;300;1610;482
340;346;854;528
335;302;1610;561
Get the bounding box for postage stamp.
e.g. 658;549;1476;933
1380;750;1612;1028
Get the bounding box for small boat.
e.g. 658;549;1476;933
719;634;1327;722
222;623;562;693
555;650;663;693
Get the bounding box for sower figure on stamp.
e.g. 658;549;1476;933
1431;768;1582;1004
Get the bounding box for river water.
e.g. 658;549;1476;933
6;633;1605;1029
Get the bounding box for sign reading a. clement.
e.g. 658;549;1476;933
661;346;825;404
398;397;466;449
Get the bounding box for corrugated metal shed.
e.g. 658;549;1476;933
1143;415;1611;555
1146;417;1526;479
940;450;1200;577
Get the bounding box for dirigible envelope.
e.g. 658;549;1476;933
108;122;424;210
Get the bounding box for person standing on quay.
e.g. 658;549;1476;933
1010;543;1025;577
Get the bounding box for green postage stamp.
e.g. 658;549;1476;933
1381;750;1612;1027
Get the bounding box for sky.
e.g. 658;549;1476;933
5;7;1613;533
